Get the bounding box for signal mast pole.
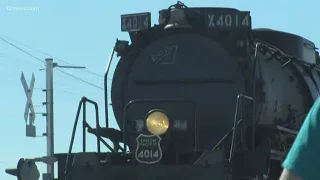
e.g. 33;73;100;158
44;58;86;179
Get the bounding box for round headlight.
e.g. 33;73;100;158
146;110;169;135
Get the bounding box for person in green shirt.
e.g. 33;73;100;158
279;97;320;180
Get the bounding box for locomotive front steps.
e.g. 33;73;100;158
87;127;123;143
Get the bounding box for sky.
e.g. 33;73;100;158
0;0;319;179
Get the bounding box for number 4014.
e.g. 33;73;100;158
208;14;250;28
137;150;159;158
122;16;149;30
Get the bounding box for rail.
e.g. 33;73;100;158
64;97;115;179
229;94;253;163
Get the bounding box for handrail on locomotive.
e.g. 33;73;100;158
64;96;116;177
64;39;130;161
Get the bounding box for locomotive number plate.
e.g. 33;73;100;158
121;12;151;32
135;134;163;164
206;11;251;29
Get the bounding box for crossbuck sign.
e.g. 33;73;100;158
21;72;36;126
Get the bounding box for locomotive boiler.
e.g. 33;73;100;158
5;1;320;180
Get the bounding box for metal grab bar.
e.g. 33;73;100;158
104;46;115;130
194;119;243;165
64;97;115;180
229;94;253;163
211;119;243;151
82;97;102;153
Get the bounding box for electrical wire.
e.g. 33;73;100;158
0;37;105;91
0;70;103;110
0;35;104;78
0;35;113;81
0;53;43;67
56;68;104;90
0;37;44;64
54;87;102;101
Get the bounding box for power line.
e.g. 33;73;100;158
0;37;104;91
0;37;44;64
56;68;104;90
0;71;100;108
55;58;104;78
0;35;104;78
0;35;113;81
0;52;43;67
54;87;104;100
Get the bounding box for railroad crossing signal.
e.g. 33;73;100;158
21;72;36;137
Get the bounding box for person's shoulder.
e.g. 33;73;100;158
312;96;320;110
306;96;320;126
279;169;303;180
281;96;320;179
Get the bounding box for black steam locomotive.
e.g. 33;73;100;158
6;1;320;180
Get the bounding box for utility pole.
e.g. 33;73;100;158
45;58;54;177
13;58;87;180
43;58;86;179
